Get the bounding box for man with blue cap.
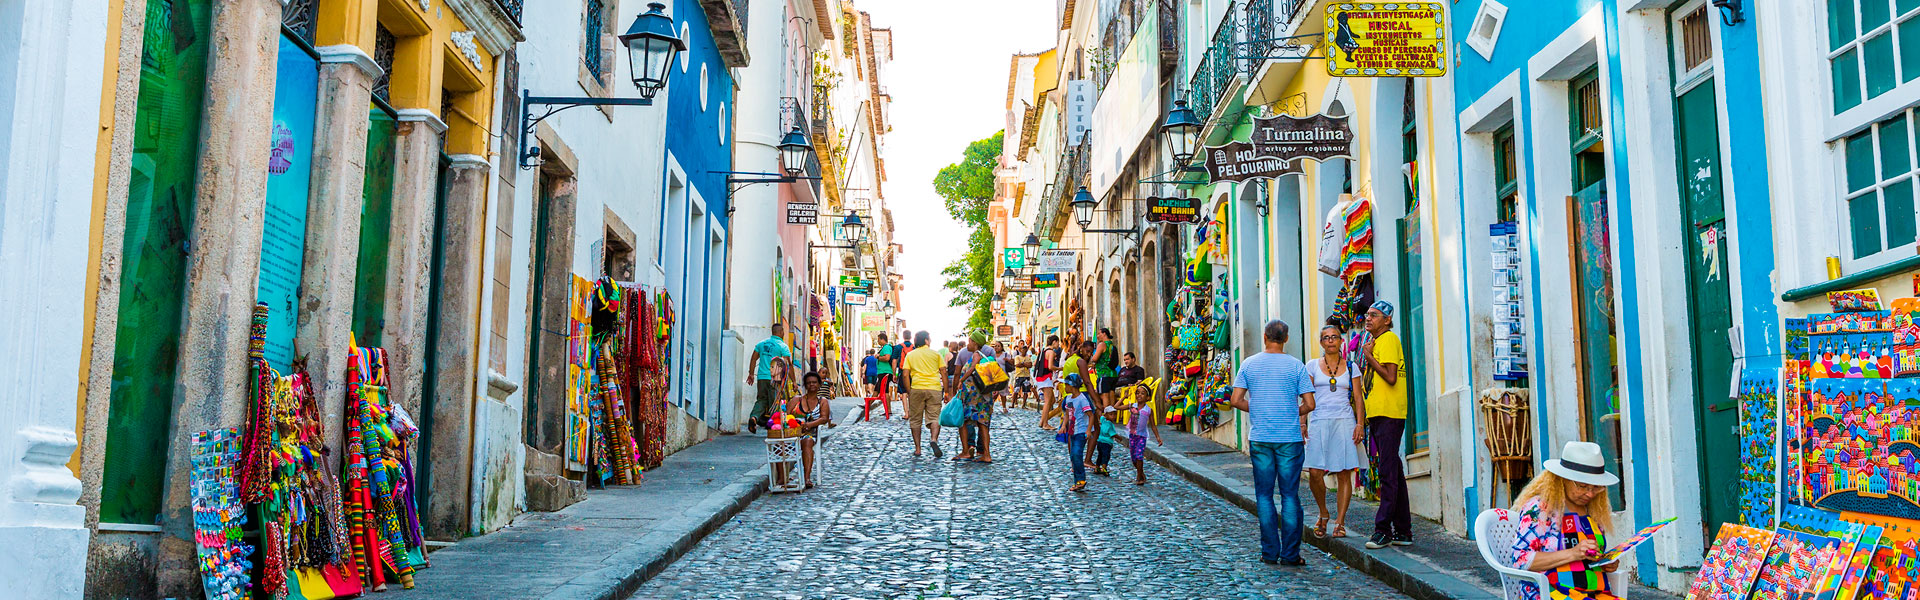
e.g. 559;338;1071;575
1360;300;1413;550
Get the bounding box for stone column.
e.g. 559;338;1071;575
385;110;447;418
299;46;380;471
154;0;284;595
0;1;111;598
422;154;492;539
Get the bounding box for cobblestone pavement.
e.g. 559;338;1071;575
629;410;1412;600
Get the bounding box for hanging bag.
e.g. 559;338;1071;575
973;357;1010;392
939;394;966;428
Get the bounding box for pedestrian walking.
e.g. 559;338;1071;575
1125;382;1163;485
1035;336;1063;429
890;331;911;406
1220;320;1317;566
747;324;799;433
948;336;995;464
902;331;947;458
1306;322;1365;539
1507;442;1621;600
1359;301;1413;550
1093;327;1120;410
1008;342;1034;413
1056;373;1097;493
861;349;880;398
876;334;898;416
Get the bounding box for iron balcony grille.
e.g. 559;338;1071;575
780;97;824;193
1036;137;1092;236
493;0;523;26
1186;1;1247;125
1159;0;1180;65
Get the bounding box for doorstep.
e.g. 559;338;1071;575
385;398;861;600
1145;429;1683;600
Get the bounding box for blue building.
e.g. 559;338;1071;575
1445;0;1776;591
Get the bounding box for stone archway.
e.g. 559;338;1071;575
1141;237;1164;380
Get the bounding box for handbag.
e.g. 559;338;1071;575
973;358;1010;392
939;395;965;427
1211;319;1232;349
1175;325;1206;351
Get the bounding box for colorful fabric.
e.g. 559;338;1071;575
959;377;993;424
1339;198;1374;281
1129;434;1148;461
1509;497;1613;600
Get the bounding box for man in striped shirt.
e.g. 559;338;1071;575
1222;319;1317;566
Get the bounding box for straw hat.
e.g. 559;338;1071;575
1544;441;1620;487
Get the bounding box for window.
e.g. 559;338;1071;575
1466;0;1508;60
1845;109;1920;258
1827;0;1920;113
1675;3;1714;85
584;0;607;81
1494;124;1519;222
1570;67;1606;191
373;25;395;102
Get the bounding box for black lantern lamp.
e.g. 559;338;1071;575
1001;267;1018;280
841;212;867;242
620;3;685;99
778;126;812;177
1711;0;1744;25
1022;233;1042;255
1071;186;1097;229
1162;98;1201;167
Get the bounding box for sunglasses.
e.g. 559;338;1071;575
1320;335;1341;340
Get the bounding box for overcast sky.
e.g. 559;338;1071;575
861;0;1055;341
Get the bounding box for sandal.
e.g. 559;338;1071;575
1069;481;1087;492
1311;518;1329;539
1331;525;1349;538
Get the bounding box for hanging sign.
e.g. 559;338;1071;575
1325;3;1448;77
837;274;861;287
1203;141;1305;183
1003;248;1026;269
1035;249;1079;273
860;311;887;331
1146;196;1203;223
1251;113;1354;163
785;200;819;224
996;325;1015;337
843;292;868;305
1033;273;1062;289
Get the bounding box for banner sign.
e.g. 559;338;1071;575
843;292;867;305
1325;3;1448;77
1203;141;1305;183
785;200;819;224
1003;248;1026;269
1035;249;1079;273
1065;80;1093;145
860;311;886;332
1251;113;1354;163
996;325;1014;337
837;275;859;287
1146;196;1202;223
1033;273;1062;289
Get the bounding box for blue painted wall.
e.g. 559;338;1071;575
1450;0;1598;100
667;0;735;226
1718;11;1780;369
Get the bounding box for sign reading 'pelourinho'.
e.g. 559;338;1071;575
1203;141;1305;183
1325;3;1448;77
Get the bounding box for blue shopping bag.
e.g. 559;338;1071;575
939;395;965;428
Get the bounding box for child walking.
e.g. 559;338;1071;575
1057;374;1097;493
1126;383;1163;485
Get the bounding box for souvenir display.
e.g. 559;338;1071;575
1738;369;1781;528
1860;537;1920;600
189;428;253;600
589;279;643;484
1829;288;1885;312
1749;506;1858;600
1812;523;1880;600
1489;222;1527;381
1684;523;1774;600
1160;263;1229;434
566;276;594;470
341;344;428;591
1589;517;1676;566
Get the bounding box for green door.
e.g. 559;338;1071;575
1398;214;1428;452
1677;79;1740;533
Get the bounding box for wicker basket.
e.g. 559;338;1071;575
1477;388;1533;483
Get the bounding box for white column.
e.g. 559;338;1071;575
0;1;107;598
725;0;787;430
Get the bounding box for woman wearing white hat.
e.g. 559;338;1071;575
1507;441;1621;600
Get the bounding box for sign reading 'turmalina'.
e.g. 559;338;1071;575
1325;3;1448;77
1251;113;1354;163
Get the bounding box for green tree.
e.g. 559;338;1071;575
933;131;1003;338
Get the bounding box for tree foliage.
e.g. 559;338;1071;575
933;131;1003;338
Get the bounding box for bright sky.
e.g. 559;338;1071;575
861;0;1055;340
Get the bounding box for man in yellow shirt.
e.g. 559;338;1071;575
903;331;948;458
1360;300;1411;549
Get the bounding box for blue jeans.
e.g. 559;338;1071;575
1250;441;1306;562
1067;433;1089;483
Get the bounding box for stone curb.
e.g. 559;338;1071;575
1144;445;1499;600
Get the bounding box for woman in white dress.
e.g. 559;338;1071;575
1305;322;1366;538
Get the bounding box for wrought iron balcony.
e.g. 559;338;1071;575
1036;137;1092;236
780;96;824;197
1186;2;1249;125
1159;0;1180;67
1245;0;1308;60
492;0;522;26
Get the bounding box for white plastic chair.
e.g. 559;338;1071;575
1475;508;1550;600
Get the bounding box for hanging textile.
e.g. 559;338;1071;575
623;284;672;469
341;344;427;591
592;279;641;484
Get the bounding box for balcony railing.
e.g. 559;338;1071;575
1036;137;1092;236
780;97;824;197
1187;2;1248;124
492;0;522;26
1159;0;1180;66
1244;0;1308;59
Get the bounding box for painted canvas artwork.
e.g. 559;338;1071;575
1747;528;1845;600
1741;369;1781;528
565;276;594;470
1802;377;1920;520
1684;523;1774;600
1786;358;1810;507
1857;537;1920;600
1823;525;1882;600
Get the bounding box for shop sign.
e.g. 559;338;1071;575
860;311;887;332
1033;273;1062;289
996;325;1015;337
1035;249;1079;273
785;200;819;224
1203;141;1304;183
837;275;861;287
1065;80;1093;145
1325;3;1448;77
1251;113;1354;163
843;291;868;305
1003;247;1026;269
1146;196;1202;224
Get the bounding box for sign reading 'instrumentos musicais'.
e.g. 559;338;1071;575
1325;3;1447;77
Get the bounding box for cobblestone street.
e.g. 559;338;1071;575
630;410;1412;600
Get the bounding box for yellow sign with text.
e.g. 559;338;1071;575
1325;3;1448;77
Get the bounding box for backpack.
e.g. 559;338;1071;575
973;357;1010;392
1036;348;1056;377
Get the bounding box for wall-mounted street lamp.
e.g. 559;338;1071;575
1161;98;1201;169
779;126;812;177
519;3;683;169
1071;186;1138;235
808;213;868;251
1022;233;1042;256
1711;0;1744;25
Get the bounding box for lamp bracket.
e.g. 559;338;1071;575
519;91;656;169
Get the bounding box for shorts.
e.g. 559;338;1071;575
1130;434;1148;461
1097;376;1119;394
1034;373;1055;389
896;374;910;393
1015;377;1032;391
907;389;942;428
864;374;880;387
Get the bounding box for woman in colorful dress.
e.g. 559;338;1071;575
1509;441;1621;600
951;337;996;464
